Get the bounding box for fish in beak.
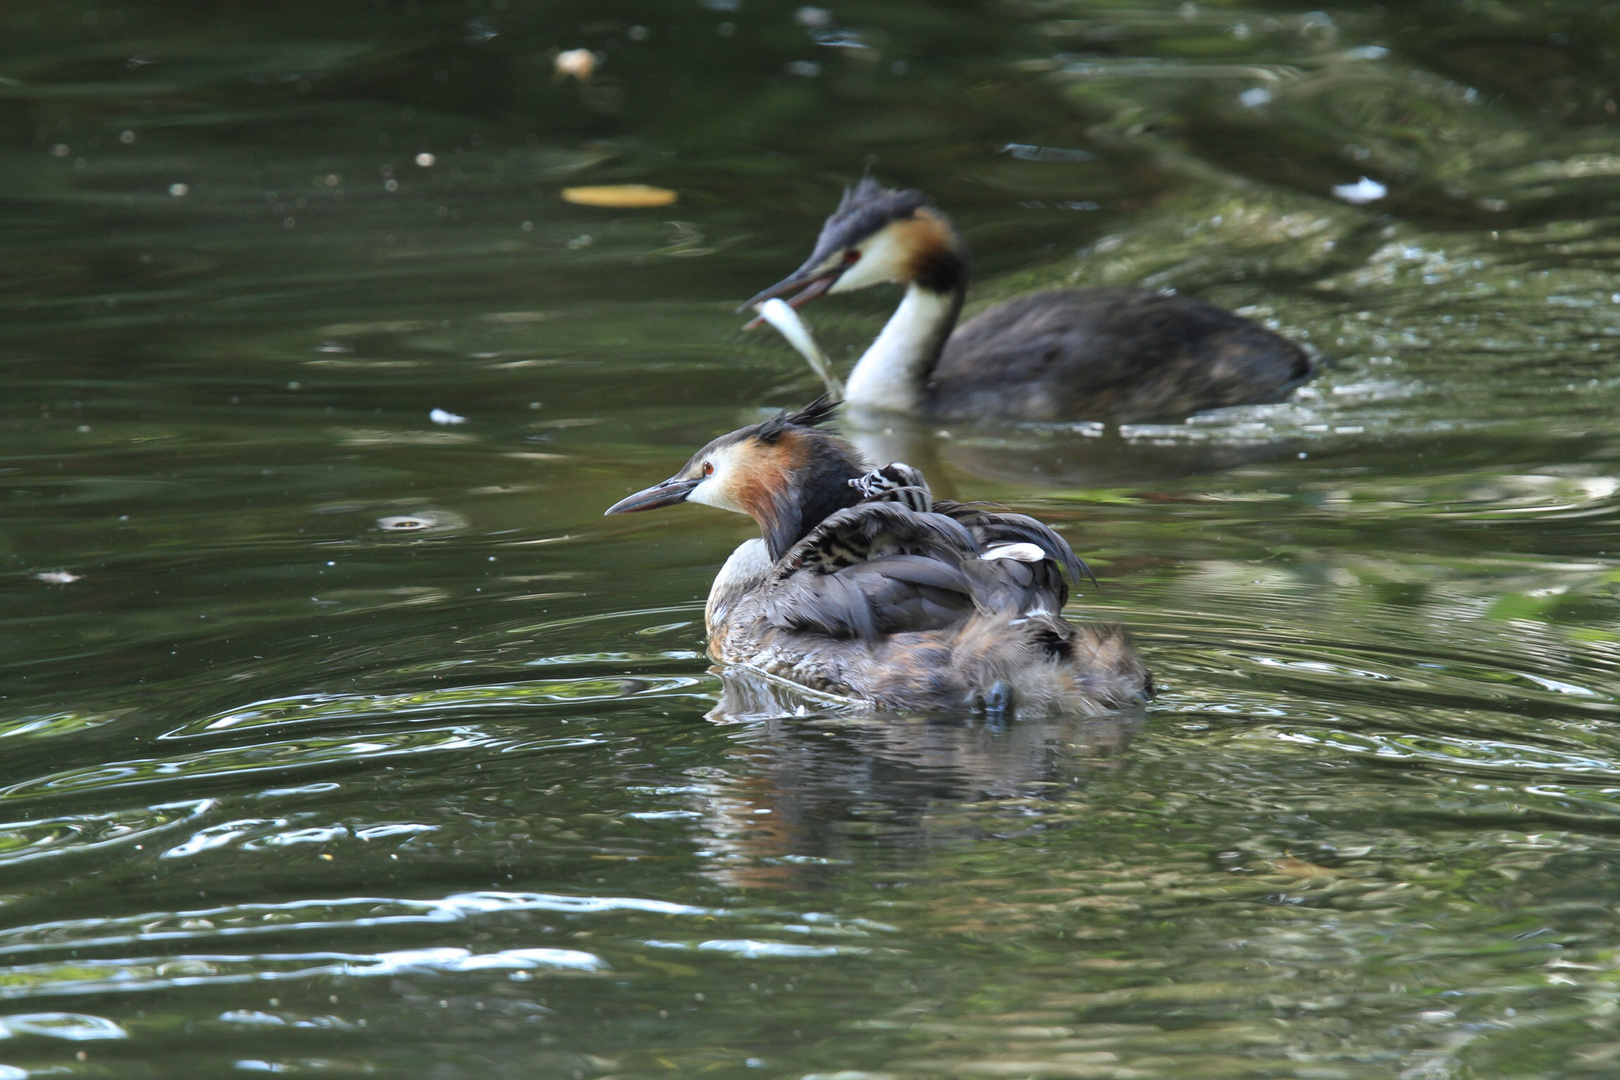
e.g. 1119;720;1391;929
603;475;702;515
737;265;843;329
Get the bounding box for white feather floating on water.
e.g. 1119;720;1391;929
1331;176;1387;205
755;298;844;400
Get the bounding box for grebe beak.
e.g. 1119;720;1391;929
737;267;841;329
604;475;702;515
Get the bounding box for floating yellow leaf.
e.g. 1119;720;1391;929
562;184;677;208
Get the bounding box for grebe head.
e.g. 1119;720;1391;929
605;396;868;560
740;177;967;319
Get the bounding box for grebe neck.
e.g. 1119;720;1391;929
706;538;771;636
844;282;964;416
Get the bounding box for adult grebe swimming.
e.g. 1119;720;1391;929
742;178;1314;423
605;398;1151;717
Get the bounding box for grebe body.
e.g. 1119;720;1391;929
605;400;1150;717
744;179;1313;424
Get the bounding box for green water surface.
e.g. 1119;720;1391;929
5;1;1620;1076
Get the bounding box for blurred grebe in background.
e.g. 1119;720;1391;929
743;177;1314;424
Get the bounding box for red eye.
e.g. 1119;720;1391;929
702;461;714;477
844;250;862;264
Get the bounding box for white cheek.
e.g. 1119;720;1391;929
830;227;910;292
688;477;742;513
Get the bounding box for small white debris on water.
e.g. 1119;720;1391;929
1332;176;1387;205
415;152;436;167
169;183;189;197
36;571;82;584
430;408;467;425
554;48;596;81
1239;87;1272;108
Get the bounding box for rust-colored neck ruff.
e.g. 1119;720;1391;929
733;429;866;560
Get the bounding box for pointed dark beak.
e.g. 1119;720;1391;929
737;268;841;328
604;476;701;516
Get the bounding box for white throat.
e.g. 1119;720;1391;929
843;284;959;416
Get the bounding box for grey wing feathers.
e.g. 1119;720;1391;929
962;550;1068;617
935;501;1094;588
764;502;990;641
765;555;976;640
762;494;1095;645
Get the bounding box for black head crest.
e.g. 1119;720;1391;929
756;394;839;443
819;177;930;253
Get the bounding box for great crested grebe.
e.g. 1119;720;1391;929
604;398;1150;717
742;177;1314;423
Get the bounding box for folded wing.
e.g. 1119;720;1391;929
761;497;1094;642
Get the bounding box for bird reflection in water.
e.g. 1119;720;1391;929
688;666;1143;890
824;409;1300;496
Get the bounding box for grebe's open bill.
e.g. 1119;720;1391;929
738;268;840;326
754;298;844;400
604;476;700;515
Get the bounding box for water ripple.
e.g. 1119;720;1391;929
0;1012;128;1040
643;939;866;959
0;946;606;1001
0;728;603;802
164;676;710;739
1259;725;1620;779
0;799;212;867
0;890;721;960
